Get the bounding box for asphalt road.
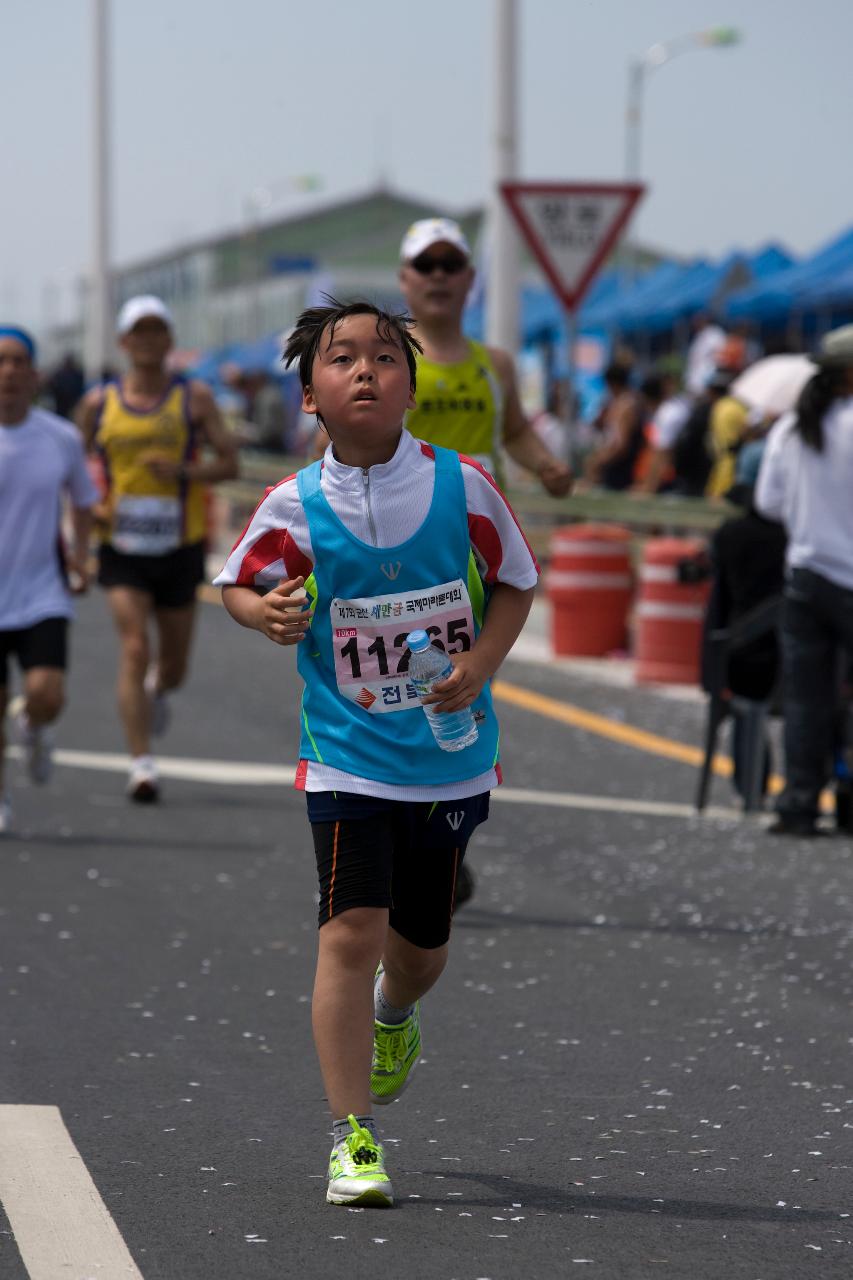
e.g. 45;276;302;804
1;585;851;1280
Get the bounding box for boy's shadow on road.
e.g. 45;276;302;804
414;1169;843;1224
455;905;786;940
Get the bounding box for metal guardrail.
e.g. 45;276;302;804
218;450;733;558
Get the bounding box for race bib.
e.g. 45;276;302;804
330;577;474;714
113;496;181;555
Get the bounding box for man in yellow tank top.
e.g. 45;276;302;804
399;218;573;496
400;219;571;908
78;296;238;802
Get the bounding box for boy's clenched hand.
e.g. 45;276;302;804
259;576;313;645
421;650;491;714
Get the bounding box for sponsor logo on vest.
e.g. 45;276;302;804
446;810;465;831
356;688;377;710
380;561;402;581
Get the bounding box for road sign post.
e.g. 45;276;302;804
499;182;646;428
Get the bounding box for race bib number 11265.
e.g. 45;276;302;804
329;578;474;714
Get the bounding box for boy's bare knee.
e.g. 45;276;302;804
319;907;386;971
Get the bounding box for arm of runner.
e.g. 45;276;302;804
222;577;312;645
180;383;240;483
424;582;535;712
488;346;573;497
424;458;539;712
68;506;94;593
74;387;104;449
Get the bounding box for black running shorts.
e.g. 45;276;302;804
308;790;490;949
0;617;68;687
98;541;206;608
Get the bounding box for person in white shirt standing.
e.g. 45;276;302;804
0;327;98;833
755;324;853;836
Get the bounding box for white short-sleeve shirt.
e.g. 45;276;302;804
0;408;99;629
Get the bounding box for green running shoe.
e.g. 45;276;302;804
326;1115;393;1207
371;969;421;1106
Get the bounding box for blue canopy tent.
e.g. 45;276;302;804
581;260;686;333
796;259;853;311
725;226;853;324
627;259;721;333
637;243;794;334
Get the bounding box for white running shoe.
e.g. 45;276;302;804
0;796;12;836
127;756;159;804
143;665;170;738
9;697;54;785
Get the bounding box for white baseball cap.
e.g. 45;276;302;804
116;295;174;336
400;217;471;263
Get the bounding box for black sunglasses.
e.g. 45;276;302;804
409;252;469;276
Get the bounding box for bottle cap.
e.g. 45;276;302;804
406;629;429;652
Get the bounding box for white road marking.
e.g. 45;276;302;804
0;1105;143;1279
4;746;740;820
494;787;739;821
5;744;295;786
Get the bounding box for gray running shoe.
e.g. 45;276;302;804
10;696;53;785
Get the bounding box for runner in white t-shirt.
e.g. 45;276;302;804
0;328;98;833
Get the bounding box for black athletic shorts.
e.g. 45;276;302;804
308;790;490;949
0;617;68;687
98;541;206;608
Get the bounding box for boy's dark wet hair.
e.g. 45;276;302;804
283;297;422;392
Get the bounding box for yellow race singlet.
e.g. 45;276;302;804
94;379;207;553
406;341;503;474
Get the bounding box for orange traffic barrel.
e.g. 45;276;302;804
546;523;633;656
634;537;710;684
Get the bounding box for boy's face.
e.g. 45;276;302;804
303;314;416;464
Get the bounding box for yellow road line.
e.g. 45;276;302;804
493;678;733;779
492;678;798;804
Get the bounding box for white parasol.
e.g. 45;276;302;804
730;354;817;418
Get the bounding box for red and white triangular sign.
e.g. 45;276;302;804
500;182;646;311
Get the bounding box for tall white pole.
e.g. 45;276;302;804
623;59;644;288
87;0;111;381
485;0;519;354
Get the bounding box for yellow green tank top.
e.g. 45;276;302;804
406;340;503;473
94;378;207;552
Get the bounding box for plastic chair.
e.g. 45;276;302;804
695;595;783;813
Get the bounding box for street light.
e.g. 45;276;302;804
625;27;740;182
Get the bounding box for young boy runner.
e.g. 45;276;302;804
215;300;537;1207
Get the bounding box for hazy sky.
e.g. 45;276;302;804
7;0;853;333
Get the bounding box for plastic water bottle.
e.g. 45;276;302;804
406;629;479;752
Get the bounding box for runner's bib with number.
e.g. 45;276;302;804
296;445;500;786
331;578;473;714
112;496;182;555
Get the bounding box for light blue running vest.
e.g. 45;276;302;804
296;445;500;785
